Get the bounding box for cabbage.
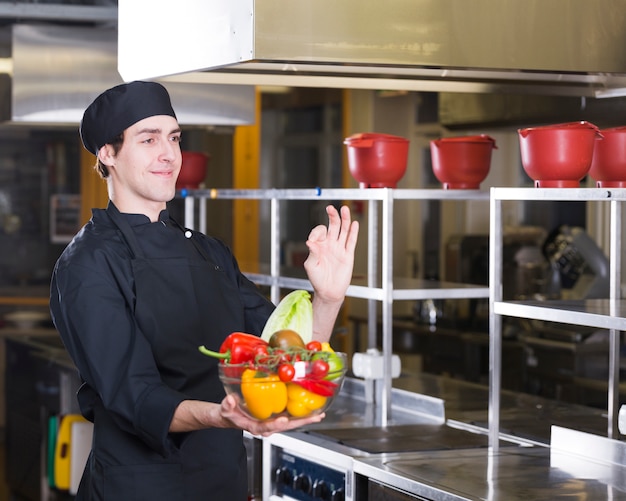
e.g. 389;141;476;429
261;290;313;343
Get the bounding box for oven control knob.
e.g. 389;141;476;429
312;479;331;499
293;473;312;494
331;486;345;501
274;466;293;490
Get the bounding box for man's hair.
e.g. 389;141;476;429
95;132;124;179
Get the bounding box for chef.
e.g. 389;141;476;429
49;81;359;500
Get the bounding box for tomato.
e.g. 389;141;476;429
305;340;322;352
272;349;291;364
253;345;269;358
278;363;295;382
269;329;306;349
313;351;345;380
254;355;270;366
310;359;329;379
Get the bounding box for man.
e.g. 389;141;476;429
50;81;359;500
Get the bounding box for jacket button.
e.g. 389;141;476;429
185;230;192;238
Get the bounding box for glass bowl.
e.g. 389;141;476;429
218;352;347;421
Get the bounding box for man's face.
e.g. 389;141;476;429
104;115;182;211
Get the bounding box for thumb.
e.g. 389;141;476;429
307;224;327;243
222;394;238;412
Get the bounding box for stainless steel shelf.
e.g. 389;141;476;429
494;299;626;331
242;268;488;302
489;186;624;448
179;187;490;202
180;187;489;427
492;186;626;201
391;278;488;301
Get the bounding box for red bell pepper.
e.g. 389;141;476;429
199;332;268;364
294;378;338;397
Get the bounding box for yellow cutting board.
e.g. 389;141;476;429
54;414;88;491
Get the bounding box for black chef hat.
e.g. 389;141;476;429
79;81;177;155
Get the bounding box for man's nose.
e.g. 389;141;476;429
160;140;179;161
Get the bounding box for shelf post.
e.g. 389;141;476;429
270;197;280;304
199;197;207;234
608;199;622;438
380;188;394;426
184;195;195;230
488;189;502;451
367;199;378;350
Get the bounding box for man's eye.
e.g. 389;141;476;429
142;137;154;144
171;136;181;143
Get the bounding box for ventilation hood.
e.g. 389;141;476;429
10;24;254;126
118;0;626;97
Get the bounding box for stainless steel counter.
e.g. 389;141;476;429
392;371;609;444
3;331;623;499
265;376;624;500
355;444;626;500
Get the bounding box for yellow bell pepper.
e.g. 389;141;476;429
286;383;328;417
321;342;334;352
241;369;288;420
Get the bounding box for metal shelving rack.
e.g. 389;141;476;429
489;187;626;449
181;187;490;426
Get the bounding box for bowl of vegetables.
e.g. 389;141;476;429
200;290;348;420
201;330;347;420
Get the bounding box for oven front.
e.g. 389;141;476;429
263;432;355;501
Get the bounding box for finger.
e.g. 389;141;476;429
264;413;324;435
337;205;353;244
222;394;238;412
325;205;341;241
285;413;325;430
261;416;290;435
345;220;359;253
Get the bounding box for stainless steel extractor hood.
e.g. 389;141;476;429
118;0;626;98
11;24;255;125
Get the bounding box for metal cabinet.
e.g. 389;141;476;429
180;187;490;426
488;187;626;447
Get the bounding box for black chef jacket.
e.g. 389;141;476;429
50;201;275;501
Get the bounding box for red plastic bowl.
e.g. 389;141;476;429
589;126;626;188
176;151;209;189
344;133;409;188
430;135;497;189
518;121;601;188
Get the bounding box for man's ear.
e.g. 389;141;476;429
97;144;115;165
